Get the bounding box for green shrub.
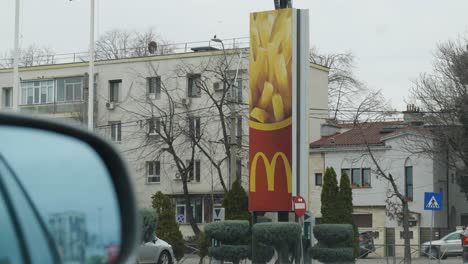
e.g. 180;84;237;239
338;172;359;257
197;231;210;261
313;224;354;245
252;222;301;247
152;191;185;261
321;167;340;224
253;222;301;263
222;180;250;221
311;224;355;263
256;216;272;223
208;245;251;264
205;220;250;244
250;240;275;263
310;247;354;263
140;208;158;243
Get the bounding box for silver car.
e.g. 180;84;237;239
421;231;463;258
138;236;176;264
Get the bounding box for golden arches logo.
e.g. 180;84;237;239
250;152;292;193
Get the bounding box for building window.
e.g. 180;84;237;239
147;77;161;97
109;80;121;102
351;168;361;187
405;166;413;200
188;116;201;140
147;161;160;183
362;168;371;187
56;77;83;102
2;87;12;108
109;121;121;142
148;117;161;135
315;173;323;186
187;74;201;97
21;80;54;105
175;198;203;224
187;160;201;182
237;116;242;147
352;214;373;228
343;168;371;188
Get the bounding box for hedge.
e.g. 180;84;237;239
208;245;250;263
252;222;301;247
310;247;355;263
204;220;250;244
313;224;354;245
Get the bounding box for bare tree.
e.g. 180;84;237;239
116;49;248;235
118;64;201;235
95;28;173;60
173;49;249;192
349;90;414;263
0;44;55;68
310;48;365;119
411;35;468;198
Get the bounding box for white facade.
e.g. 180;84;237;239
309;125;468;230
0;49;329;237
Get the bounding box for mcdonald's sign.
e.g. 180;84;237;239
249;8;294;211
250;152;291;193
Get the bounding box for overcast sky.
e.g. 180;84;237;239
1;0;468;110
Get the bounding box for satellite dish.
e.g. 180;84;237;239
148;41;158;54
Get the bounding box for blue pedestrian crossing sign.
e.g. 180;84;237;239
424;192;442;211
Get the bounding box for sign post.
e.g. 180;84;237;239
212;208;225;264
424;192;442;263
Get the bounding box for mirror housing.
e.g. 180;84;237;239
0;112;139;264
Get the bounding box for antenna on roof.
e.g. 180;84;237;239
148;41;158;54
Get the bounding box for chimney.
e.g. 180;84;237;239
320;121;340;137
403;104;424;126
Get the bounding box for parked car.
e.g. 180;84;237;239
138;236;176;264
359;231;376;258
421;230;463;259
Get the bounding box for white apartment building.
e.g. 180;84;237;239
0;42;329;238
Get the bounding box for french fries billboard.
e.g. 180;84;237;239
249;8;294;211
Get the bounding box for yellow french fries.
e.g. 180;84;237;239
251;107;271;123
249;9;292;124
272;94;285;121
258;82;274;110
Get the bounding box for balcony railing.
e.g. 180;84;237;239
0;37;249;69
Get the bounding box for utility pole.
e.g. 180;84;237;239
87;0;96;131
12;0;20;111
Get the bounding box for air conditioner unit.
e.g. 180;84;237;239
174;173;181;180
148;93;156;100
213;82;223;92
106;102;115;110
181;98;191;106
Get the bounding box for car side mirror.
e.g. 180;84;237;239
0;113;139;264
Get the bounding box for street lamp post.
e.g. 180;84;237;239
12;0;20;111
68;0;95;131
88;0;96;131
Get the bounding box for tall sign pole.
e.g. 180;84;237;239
12;0;20;111
424;192;443;263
